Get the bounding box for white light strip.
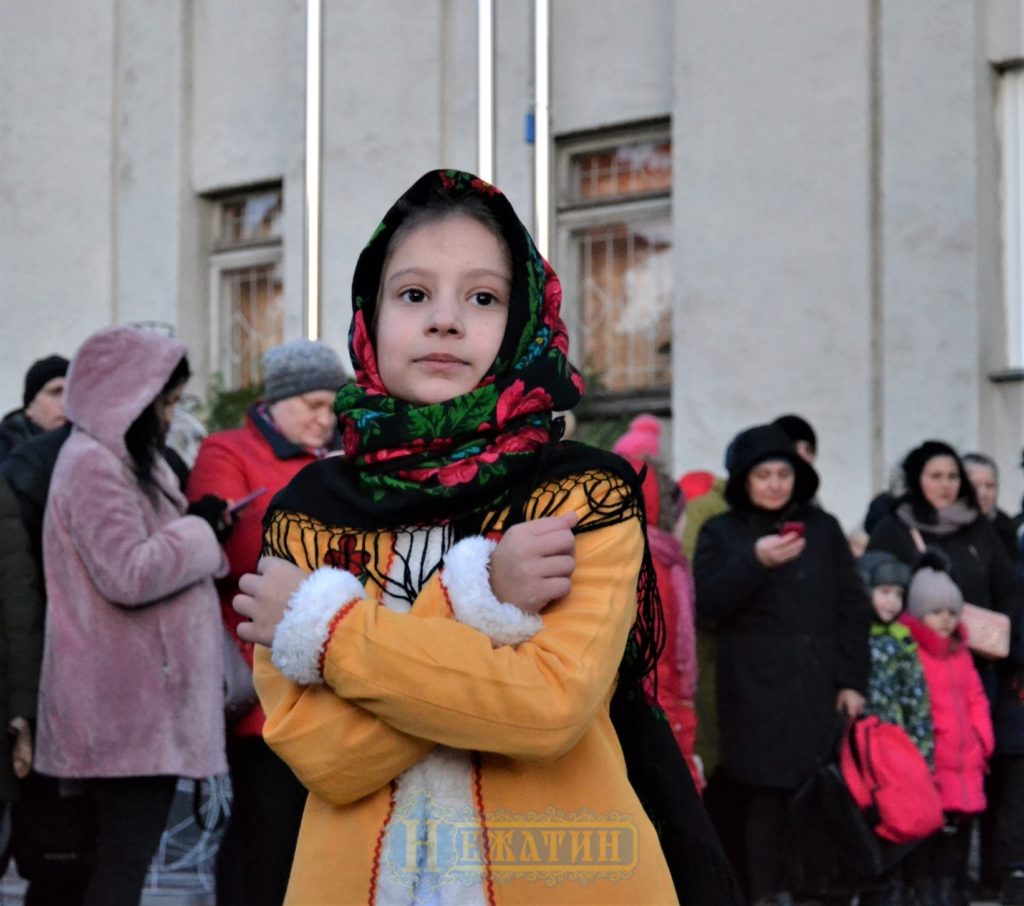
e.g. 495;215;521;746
1003;72;1024;365
534;0;550;258
304;0;323;340
477;0;494;182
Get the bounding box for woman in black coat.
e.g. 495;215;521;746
694;423;870;905
868;441;1021;619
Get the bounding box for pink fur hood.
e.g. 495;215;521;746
64;325;188;457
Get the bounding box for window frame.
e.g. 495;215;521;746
205;183;285;389
555;122;673;414
206;246;284;389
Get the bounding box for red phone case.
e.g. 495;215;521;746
781;521;805;537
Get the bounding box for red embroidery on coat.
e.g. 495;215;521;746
317;597;359;678
368;780;398;905
439;576;455;618
472;753;497;906
379;544;397;604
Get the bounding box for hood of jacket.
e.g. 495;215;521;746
724;422;819;511
65;326;187;458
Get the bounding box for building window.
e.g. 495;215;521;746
208;185;284;388
556;125;672;411
1000;69;1024;368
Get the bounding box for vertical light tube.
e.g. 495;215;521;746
304;0;323;340
477;0;494;182
534;0;550;258
1002;72;1024;366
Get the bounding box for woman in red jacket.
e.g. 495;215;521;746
901;553;995;905
187;338;345;906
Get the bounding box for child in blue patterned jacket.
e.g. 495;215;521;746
856;550;937;906
859;550;935;765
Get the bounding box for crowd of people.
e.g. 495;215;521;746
0;167;1021;906
673;416;1024;906
0;331;348;905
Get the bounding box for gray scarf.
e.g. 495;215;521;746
896;499;978;537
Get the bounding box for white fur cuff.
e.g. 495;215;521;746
442;536;543;647
271;567;365;685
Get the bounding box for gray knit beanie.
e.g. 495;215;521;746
262;339;345;402
906;566;964;619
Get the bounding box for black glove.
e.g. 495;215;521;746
187;494;233;543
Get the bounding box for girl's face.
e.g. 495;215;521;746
745;459;795;511
375;214;511;406
872;584;904;624
966;462;997;516
922;608;959;639
919;454;960;510
154;383;184;440
269;390;337;449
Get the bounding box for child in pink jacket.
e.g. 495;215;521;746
901;553;994;905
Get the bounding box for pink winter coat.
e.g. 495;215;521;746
902;614;994;814
35;327;227;780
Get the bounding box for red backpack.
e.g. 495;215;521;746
839;715;944;844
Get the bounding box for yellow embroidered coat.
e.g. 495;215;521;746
254;470;678;905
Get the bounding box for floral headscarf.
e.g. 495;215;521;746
333;169;584;507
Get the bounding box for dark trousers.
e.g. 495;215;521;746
83;775;177;906
904;816;973;888
12;771;91;906
215;735;307;906
744;788;792;901
704;768;749;894
995;754;1024;871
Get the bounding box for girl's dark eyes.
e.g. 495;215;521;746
396;288;503;306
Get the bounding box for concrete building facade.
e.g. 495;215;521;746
3;0;1024;528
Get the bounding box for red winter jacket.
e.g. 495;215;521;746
902;614;994;814
187;405;338;736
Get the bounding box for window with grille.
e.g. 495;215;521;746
556;126;672;410
208;185;284;389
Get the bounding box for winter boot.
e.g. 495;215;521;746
1003;868;1024;906
910;877;940;906
933;876;964;906
859;878;905;906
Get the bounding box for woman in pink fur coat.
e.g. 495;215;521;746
34;326;227;905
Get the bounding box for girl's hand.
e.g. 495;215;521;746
9;717;32;779
836;688;866;718
235;556;309;647
754;533;805;568
490;512;579;614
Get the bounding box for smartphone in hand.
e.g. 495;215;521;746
780;521;805;538
228;487;268;514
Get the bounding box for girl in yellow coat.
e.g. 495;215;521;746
235;170;681;905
